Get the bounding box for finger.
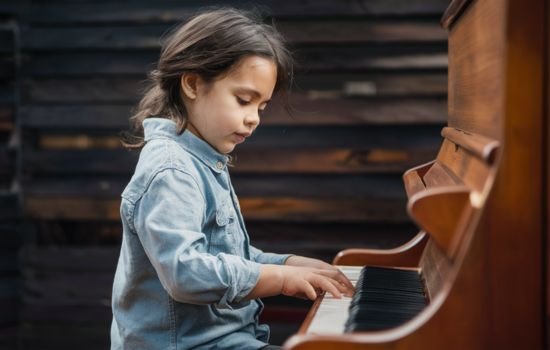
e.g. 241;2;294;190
330;270;355;291
302;283;318;300
312;275;342;298
316;269;355;292
326;275;352;296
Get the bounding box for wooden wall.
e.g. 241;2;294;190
1;0;449;348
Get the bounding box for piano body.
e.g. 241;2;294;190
283;0;547;349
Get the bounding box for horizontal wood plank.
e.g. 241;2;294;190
24;196;409;222
23;221;417;259
23;272;113;302
57;125;443;149
23;73;447;103
20;221;417;269
278;20;446;44
22;20;446;50
299;72;447;97
26;0;450;25
22;174;407;198
24;147;436;174
39;135;124;149
26;125;444;151
296;46;447;71
25;50;447;77
248;221;417;251
21;246;119;272
20;99;447;128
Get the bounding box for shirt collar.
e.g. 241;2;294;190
143;118;229;173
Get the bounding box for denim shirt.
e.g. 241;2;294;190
111;118;291;350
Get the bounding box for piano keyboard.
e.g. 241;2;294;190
307;266;427;334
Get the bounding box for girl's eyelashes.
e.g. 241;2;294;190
236;96;268;116
236;96;251;105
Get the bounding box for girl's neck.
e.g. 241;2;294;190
185;122;203;141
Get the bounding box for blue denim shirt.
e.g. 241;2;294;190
111;118;291;350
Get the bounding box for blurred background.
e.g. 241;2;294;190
0;0;449;348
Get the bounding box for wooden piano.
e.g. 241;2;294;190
283;0;548;349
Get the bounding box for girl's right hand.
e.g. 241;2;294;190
246;264;354;301
279;265;353;300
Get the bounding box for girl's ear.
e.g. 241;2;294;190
181;73;199;99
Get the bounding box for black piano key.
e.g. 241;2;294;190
344;266;428;333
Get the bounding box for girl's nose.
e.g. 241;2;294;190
244;112;260;128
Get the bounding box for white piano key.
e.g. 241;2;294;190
306;266;363;334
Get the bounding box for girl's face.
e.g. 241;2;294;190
181;55;277;154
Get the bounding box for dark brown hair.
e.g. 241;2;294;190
122;7;294;149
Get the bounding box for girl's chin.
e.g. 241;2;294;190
216;144;235;154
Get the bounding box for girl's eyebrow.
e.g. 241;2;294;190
235;87;271;103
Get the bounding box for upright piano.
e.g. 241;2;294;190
283;0;547;349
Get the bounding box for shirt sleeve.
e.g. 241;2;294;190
133;168;261;309
249;245;293;265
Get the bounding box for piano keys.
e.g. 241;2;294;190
346;266;426;332
306;266;427;335
306;266;360;335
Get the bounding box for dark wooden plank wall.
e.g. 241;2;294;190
10;0;448;348
0;5;21;350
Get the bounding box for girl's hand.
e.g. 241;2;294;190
246;263;355;301
246;262;354;300
284;256;354;296
279;265;354;300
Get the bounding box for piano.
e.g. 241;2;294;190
283;0;547;349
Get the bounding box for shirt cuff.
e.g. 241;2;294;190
256;252;294;265
215;253;261;309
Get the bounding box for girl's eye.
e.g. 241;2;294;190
236;96;250;105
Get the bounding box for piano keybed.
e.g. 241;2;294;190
306;266;427;334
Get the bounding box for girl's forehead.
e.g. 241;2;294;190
228;56;276;79
217;56;277;95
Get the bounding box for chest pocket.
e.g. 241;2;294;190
209;200;242;255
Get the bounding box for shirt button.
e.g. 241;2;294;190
216;161;224;170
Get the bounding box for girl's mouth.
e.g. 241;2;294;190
234;133;247;144
234;132;251;144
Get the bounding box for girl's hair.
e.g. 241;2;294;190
122;7;294;149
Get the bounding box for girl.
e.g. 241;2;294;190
111;8;354;350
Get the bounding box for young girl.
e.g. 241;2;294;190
111;8;354;350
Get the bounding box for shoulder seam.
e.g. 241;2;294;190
144;167;207;223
